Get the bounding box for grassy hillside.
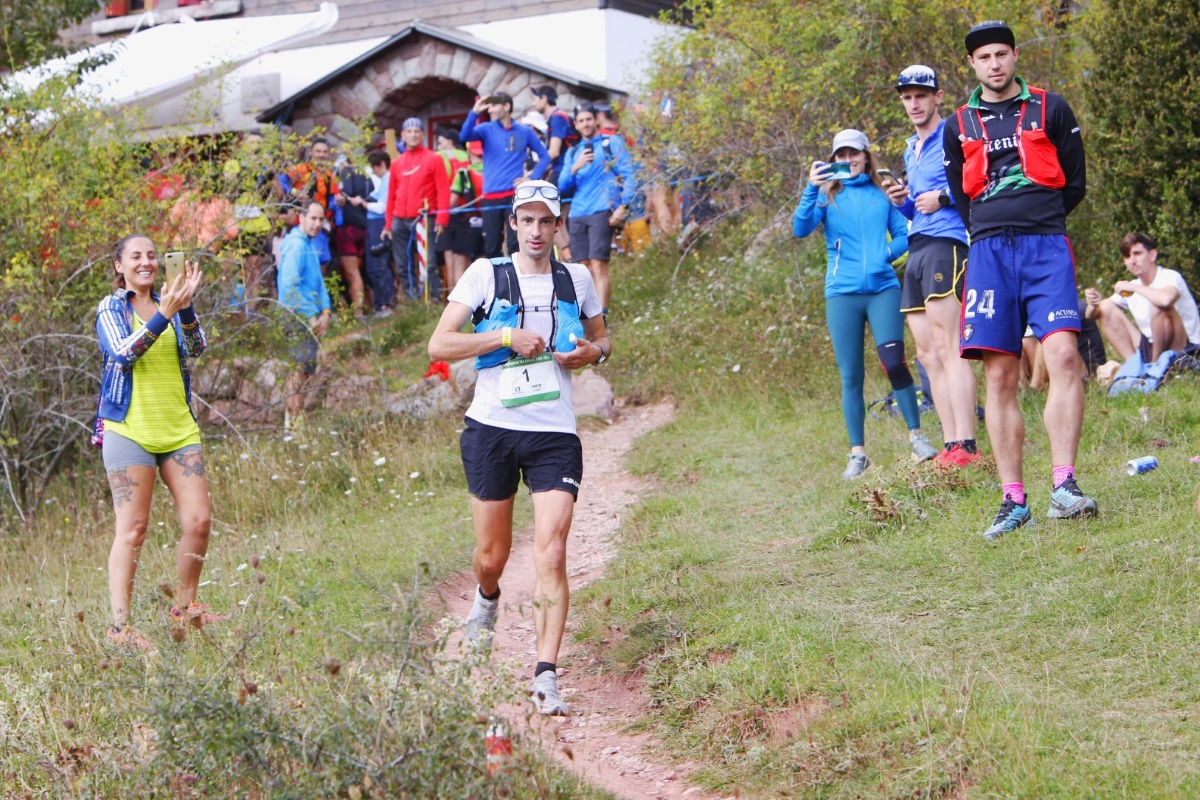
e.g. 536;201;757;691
0;303;606;797
4;229;1199;797
581;233;1200;797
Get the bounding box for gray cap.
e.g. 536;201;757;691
830;129;869;156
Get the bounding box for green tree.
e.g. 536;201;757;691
1078;0;1200;282
0;0;99;70
637;0;1081;220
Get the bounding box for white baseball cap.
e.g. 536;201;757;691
511;180;561;217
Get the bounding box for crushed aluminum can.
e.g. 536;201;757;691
1126;456;1159;476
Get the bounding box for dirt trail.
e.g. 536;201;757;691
440;400;725;800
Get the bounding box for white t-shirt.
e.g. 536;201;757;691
1110;266;1200;345
449;258;603;434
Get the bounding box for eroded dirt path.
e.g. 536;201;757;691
440;400;724;800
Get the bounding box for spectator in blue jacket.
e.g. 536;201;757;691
460;91;550;258
793;129;938;479
558;104;636;315
277;201;332;431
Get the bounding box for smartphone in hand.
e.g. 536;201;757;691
163;251;186;286
876;168;897;185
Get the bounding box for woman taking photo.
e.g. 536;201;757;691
94;234;218;649
793;129;938;479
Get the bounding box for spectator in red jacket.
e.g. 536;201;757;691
381;118;450;299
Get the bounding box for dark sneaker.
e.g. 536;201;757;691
983;497;1033;541
843;453;871;480
1047;477;1098;519
465;588;499;647
530;671;570;716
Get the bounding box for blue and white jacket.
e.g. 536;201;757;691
558;134;637;217
93;289;206;444
895;119;968;244
793;174;909;298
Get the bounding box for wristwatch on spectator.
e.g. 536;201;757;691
937;190;952;209
594;343;609;366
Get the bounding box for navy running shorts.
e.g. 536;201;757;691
960;232;1081;359
901;236;967;312
459;418;583;501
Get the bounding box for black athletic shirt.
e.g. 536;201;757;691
942;77;1086;241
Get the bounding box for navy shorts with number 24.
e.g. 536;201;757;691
959;232;1081;360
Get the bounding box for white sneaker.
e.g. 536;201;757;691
465;588;498;647
530;670;570;716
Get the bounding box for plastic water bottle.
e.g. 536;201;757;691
485;716;511;776
1126;456;1158;476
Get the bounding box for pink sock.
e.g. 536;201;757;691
1052;465;1074;488
1001;482;1026;505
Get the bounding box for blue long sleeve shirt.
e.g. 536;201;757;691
895;119;968;244
557;134;637;217
277;226;332;318
793;174;909;298
460;111;549;195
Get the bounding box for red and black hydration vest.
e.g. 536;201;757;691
955;85;1066;200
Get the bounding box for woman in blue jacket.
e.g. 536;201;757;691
794;129;938;479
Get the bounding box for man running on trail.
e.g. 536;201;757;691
427;179;610;715
943;20;1094;540
886;65;980;468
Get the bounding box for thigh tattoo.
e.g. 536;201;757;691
171;449;206;478
107;468;139;509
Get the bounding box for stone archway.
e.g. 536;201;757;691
286;30;607;145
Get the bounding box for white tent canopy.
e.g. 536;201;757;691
11;3;342;136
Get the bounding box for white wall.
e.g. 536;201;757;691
460;8;677;93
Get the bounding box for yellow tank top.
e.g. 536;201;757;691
103;313;202;453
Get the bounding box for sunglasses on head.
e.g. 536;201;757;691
513;183;561;204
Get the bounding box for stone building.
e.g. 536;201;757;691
254;22;617;145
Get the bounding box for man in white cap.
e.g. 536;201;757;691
428;179;609;715
886;65;980;468
943;20;1092;540
381;117;450;299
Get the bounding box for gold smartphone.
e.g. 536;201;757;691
876;168;897;185
163;251;185;286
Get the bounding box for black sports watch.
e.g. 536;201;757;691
594;343;609;366
937;190;952;209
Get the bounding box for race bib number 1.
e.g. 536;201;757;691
500;353;560;407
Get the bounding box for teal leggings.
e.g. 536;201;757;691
825;288;920;447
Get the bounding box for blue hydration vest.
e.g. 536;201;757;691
472;257;584;369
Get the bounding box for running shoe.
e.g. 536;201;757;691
945;443;982;468
465;588;499;647
105;624;153;651
842;453;871;480
530;671;570;716
982;497;1033;541
910;433;939;463
168;603;228;627
1047;477;1099;520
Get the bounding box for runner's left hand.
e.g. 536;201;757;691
554;337;603;370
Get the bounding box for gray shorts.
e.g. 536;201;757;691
102;429;202;471
568;211;612;262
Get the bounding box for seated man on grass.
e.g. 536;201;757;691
1084;232;1200;363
